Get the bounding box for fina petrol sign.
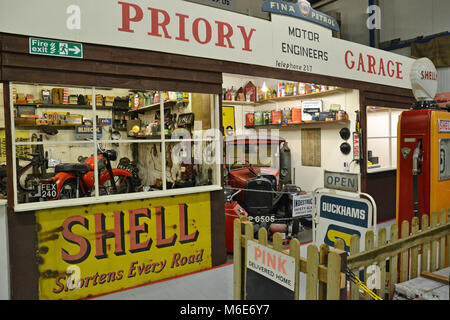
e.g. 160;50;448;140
315;193;372;252
262;0;340;32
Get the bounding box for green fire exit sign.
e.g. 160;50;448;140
29;37;83;59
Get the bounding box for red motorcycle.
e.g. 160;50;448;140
41;146;134;200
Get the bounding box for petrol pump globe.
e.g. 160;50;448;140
409;57;438;102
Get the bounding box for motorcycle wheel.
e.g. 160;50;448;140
58;179;78;199
101;175;134;195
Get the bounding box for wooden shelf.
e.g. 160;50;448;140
127;134;171;140
14;124;79;130
245;120;350;129
128;100;188;114
222;88;351;106
15;103;112;110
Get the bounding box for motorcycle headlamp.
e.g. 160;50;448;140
106;150;118;161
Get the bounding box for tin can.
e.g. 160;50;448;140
254;112;264;126
292;108;302;123
282;109;292;124
299;83;306;95
272;110;282;124
245;113;254;127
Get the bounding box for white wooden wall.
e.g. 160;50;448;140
0;200;10;300
223;74;361;192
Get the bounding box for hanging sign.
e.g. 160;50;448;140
316;193;372;252
262;0;340;32
324;170;359;193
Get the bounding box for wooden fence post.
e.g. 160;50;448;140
439;211;446;270
350;234;360;300
289;238;301;300
272;232;283;252
400;220;410;283
421;215;429;273
430;212;438;272
447;208;450;268
318;244;329;300
377;227;387;299
364;230;374;300
306;244;319;300
410;217;420;280
243;221;254;300
258;227;268;247
233;218;244;300
326;250;341;300
334;238;345;251
388;223;398;298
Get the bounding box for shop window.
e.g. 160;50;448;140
366;106;403;172
9;82;221;211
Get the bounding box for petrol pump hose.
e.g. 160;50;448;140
412;140;422;220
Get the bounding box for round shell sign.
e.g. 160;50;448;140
409;57;438;101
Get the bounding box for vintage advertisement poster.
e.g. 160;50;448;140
222;106;236;138
36;192;212;300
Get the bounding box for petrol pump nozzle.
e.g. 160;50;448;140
412;140;423;176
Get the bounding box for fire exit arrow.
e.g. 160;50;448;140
69;45;81;56
29;37;83;59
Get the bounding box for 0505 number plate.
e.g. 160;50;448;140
248;216;275;223
40;182;57;199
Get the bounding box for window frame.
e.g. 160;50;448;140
366;106;402;173
9;82;222;213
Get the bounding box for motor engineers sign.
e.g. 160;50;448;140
36;192;212;300
246;240;296;291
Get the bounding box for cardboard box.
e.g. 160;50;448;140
104;96;114;107
15;118;36;126
65;115;83;125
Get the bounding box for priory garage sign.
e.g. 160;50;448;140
262;0;340;32
0;0;414;89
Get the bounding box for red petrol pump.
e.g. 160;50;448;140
396;58;450;232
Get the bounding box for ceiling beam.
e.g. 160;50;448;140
311;0;338;9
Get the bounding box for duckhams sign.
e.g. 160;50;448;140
0;0;414;89
36;193;212;300
315;193;373;252
262;0;340;32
